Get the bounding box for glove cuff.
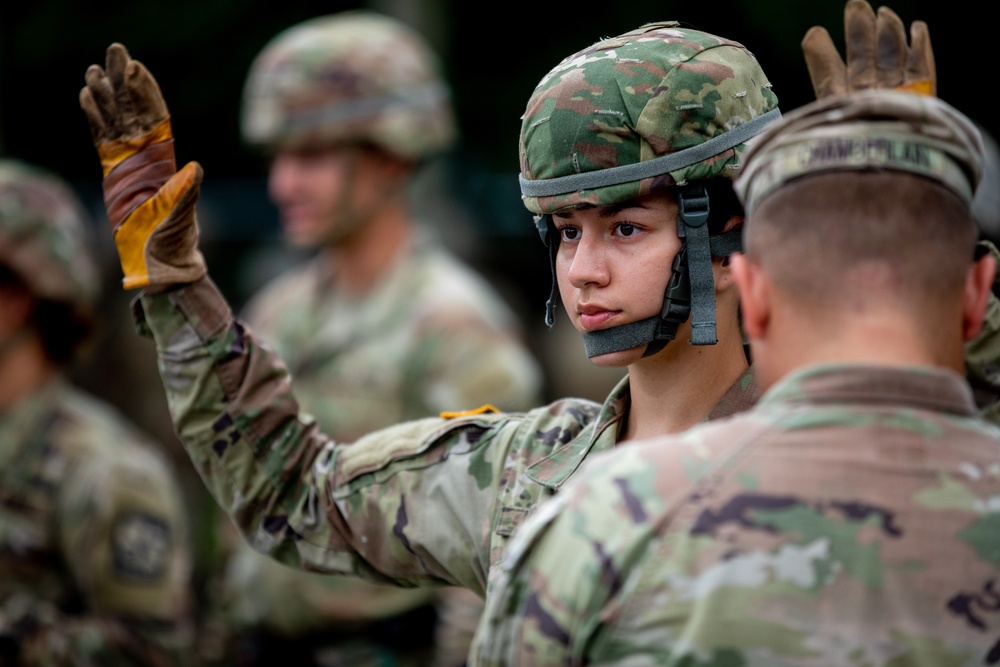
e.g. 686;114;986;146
103;140;177;231
97;118;175;176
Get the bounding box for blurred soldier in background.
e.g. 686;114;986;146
198;11;544;667
0;159;194;666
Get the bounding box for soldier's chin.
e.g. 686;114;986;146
281;220;326;248
587;345;641;368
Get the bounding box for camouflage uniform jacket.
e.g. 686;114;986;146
131;276;759;599
215;229;544;665
0;377;193;666
471;364;1000;666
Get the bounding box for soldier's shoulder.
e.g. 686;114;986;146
49;384;176;476
335;397;603;483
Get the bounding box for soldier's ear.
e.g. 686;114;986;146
963;252;997;342
730;252;770;342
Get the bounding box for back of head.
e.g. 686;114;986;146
517;21;782;355
734;91;984;315
0;159;100;363
240;10;456;161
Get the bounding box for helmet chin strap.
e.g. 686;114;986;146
538;185;741;359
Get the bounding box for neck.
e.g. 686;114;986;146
622;318;749;442
322;202;413;295
755;308;964;391
0;330;56;411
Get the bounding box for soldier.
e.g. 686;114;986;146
0;159;194;665
469;83;1000;667
75;2;997;663
199;11;544;667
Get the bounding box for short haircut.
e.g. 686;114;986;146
744;170;978;320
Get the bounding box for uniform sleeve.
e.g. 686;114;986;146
134;276;512;594
471;448;664;666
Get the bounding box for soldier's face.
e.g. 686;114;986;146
553;191;681;367
267;145;389;247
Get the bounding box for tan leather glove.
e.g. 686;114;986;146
80;43;206;291
802;0;935;99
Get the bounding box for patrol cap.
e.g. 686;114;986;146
0;159;99;309
518;21;781;215
734;90;984;216
241;10;456;160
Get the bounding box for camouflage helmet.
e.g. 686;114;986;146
519;22;781;357
0;159;99;309
519;21;781;215
240;10;456;160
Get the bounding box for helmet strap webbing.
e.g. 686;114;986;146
579;187;741;359
536;214;559;327
677;185;718;347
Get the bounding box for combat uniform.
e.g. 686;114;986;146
471;365;1000;665
216;228;544;666
130;275;758;597
0;377;193;666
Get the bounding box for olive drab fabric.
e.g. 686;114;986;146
734;91;983;216
471;365;1000;665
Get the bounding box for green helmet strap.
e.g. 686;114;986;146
677;185;718;347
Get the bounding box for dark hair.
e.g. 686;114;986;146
704;177;745;236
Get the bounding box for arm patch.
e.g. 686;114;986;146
111;511;172;581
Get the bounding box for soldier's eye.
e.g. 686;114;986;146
559;226;580;242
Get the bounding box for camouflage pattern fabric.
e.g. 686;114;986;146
518;21;780;215
128;274;758;599
210;230;545;666
0;378;193;666
0;160;98;319
471;365;1000;666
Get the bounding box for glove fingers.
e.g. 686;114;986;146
81;65;119;142
106;43;133;124
875;6;906;89
844;0;877;91
802;26;847;98
124;60;170;132
906;20;936;95
79;87;110;145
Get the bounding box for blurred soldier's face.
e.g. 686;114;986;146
267;145;396;247
552;191;681;367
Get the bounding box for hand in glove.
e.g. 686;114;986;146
802;0;935;99
80;43;206;291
